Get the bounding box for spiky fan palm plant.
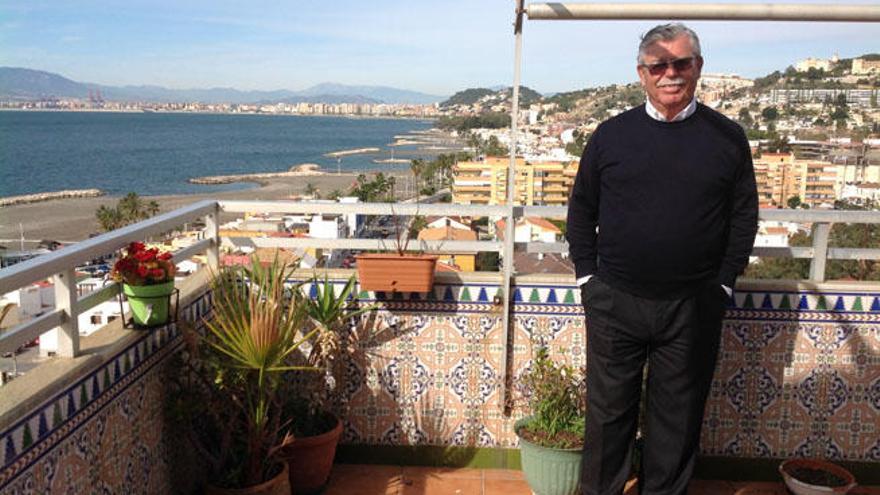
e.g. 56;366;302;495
203;256;317;487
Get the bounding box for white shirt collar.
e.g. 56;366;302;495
645;97;697;122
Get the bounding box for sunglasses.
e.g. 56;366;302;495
640;57;697;76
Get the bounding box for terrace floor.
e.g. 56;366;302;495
323;464;880;495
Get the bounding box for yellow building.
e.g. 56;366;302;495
416;225;477;272
452;156;578;206
753;152;841;208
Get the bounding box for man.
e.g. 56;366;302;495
566;24;758;495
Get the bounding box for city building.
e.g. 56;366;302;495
753;152;842;208
768;88;880;107
795;56;834;72
851;57;880;75
495;217;562;243
416;225;478;272
452;156;577;206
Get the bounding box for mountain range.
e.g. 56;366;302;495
0;67;446;105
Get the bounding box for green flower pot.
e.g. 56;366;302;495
123;280;174;327
515;417;583;495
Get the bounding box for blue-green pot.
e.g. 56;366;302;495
515;417;583;495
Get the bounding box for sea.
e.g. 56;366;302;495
0;111;436;198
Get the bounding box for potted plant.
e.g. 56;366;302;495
111;241;177;327
514;347;586;495
169;256;317;494
278;275;375;495
779;458;857;495
355;211;437;293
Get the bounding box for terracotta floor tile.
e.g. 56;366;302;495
401;466;484;480
400;476;484;495
688;479;735;494
483;478;533;495
325;464;404;495
482;469;525;481
730;481;788;495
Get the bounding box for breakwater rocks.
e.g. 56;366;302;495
324;147;380;158
189;163;326;185
0;189;104;207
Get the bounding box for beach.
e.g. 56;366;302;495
0;170;411;245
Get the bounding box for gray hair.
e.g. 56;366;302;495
637;23;701;64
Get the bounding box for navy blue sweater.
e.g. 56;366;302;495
566;103;758;299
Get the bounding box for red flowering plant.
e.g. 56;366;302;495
111;242;176;286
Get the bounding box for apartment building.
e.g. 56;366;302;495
452;156;578;206
852;57;880;75
753;152;842;208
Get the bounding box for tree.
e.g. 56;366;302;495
483;135;509;156
738;108;753;128
565;131;590;158
761;106;779;121
348;173;396;202
765;134;791;153
786;196;802;209
476;252;500;272
95;192;160;232
410;159;426;199
408;215;427;239
304;182;319;197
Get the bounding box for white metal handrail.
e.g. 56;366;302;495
0;199;220;357
0;200;218;293
2;199;880;358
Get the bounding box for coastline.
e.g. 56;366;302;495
0;170;413;245
0;107;438;122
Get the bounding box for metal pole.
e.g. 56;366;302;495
526;3;880;22
500;0;525;414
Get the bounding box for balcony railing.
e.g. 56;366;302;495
3;199;880;364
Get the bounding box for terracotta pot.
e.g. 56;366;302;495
280;416;343;495
205;461;291;495
779;458;857;495
355;254;438;293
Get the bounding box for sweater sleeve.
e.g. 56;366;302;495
566;128;602;279
717;132;759;288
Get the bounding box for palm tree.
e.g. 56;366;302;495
94;192;161;232
304;182;319;198
95;204;123;232
410;159;425;200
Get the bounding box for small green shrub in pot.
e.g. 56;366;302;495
515;346;586;495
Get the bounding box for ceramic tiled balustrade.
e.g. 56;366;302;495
1;276;878;493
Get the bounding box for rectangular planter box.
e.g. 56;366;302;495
355;254;438;293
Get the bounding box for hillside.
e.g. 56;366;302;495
440;86;542;108
0;67;445;104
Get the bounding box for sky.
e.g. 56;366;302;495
1;0;878;97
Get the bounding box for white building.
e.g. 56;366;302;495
795;57;832;72
840;183;880;204
496;217;562;243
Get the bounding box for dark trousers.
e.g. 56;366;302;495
580;277;725;495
